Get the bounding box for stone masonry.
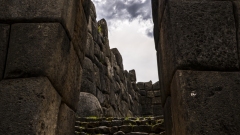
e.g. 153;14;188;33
0;0;88;134
75;116;165;135
152;0;240;134
77;0;163;118
0;0;163;134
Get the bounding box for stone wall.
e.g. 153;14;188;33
0;0;88;134
137;81;163;117
152;0;240;134
77;0;142;117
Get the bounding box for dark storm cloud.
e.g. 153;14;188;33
93;0;152;21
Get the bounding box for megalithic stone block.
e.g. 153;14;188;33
56;103;75;135
0;77;61;135
171;70;240;135
159;1;238;106
111;48;124;70
0;0;78;39
4;23;82;111
72;0;88;66
0;24;10;80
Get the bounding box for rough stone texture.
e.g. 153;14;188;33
158;1;238;105
4;23;81;110
56;103;75;135
144;81;152;91
0;0;78;38
0;77;61;135
0;24;10;80
98;19;108;38
77;92;103;117
129;69;137;83
82;57;94;82
164;97;172;135
171;70;240;135
111;48;123;69
72;0;88;65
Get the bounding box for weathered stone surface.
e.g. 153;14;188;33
129;69;137;83
152;81;160;90
77;92;103;117
153;105;163;116
0;24;10;80
94;64;101;89
164;97;172;135
133;125;152;132
137;82;145;90
72;0;88;65
5;23;82;110
144;81;152;91
85;33;94;60
111;48;123;69
147;91;155;98
0;0;78;38
0;77;61;135
152;97;161;105
120;125;133;133
153;90;161;97
98;19;108;38
142;105;153;115
81;78;97;95
82;57;94;82
56;103;75;135
171;70;240;135
159;1;238;105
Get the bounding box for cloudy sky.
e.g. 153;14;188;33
92;0;158;83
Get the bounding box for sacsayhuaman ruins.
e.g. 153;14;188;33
0;0;240;134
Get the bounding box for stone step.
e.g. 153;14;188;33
75;116;165;135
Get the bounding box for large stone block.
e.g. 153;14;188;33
159;1;238;105
81;78;96;96
0;24;10;80
171;70;240;135
0;77;61;135
72;0;88;65
85;33;94;60
4;23;82;110
56;103;75;135
0;0;78;39
77;92;103;117
111;48;123;69
82;57;94;82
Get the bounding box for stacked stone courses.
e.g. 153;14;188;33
152;0;240;135
0;0;89;134
77;0;163;118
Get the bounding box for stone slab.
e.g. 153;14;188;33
0;77;61;134
56;103;75;135
171;70;240;135
159;1;238;106
4;23;82;110
0;24;10;80
0;0;78;39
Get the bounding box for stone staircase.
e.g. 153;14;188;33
75;116;165;135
